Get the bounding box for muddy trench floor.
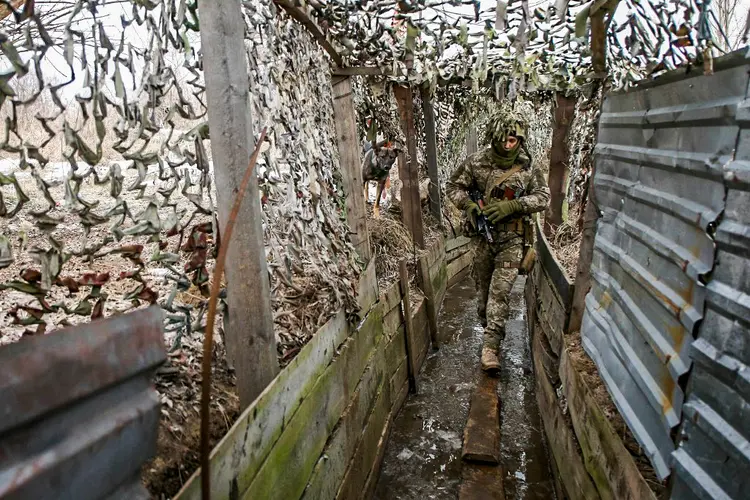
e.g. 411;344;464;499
374;276;555;500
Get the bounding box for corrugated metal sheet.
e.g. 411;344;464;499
671;53;750;499
0;307;165;499
581;55;749;480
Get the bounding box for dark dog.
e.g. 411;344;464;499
362;140;399;218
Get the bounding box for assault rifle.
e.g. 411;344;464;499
468;186;493;243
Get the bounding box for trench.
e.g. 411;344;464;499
373;276;555;499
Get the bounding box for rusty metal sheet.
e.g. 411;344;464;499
0;307;165;499
581;52;750;481
671;54;750;498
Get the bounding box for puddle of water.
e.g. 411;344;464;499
374;280;480;500
499;277;556;500
374;276;555;500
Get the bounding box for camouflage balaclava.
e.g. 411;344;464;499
483;111;528;168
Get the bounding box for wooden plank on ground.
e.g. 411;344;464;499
560;339;657;500
532;329;599;500
448;250;474;282
244;307;384;500
176;310;349;500
459;464;506;500
462;373;501;464
358;258;379;313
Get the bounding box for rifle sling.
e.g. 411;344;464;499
486;164;523;200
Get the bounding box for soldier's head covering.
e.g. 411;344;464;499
483;110;530;168
483;110;528;145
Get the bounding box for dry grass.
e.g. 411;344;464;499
549;219;581;280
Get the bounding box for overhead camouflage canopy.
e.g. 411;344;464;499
292;0;721;90
0;0;727;341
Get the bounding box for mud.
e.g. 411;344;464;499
374;276;555;499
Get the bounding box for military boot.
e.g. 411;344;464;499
481;347;501;375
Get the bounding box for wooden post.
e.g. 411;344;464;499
399;260;418;394
394;85;425;248
332;76;371;261
420;86;443;225
567;179;599;333
200;0;278;409
567;84;606;333
590;11;607;75
545;92;576;236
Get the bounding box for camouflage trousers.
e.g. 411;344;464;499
472;238;523;352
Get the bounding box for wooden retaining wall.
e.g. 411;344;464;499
177;237;473;500
525;221;656;500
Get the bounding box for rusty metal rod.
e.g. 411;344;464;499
200;127;267;499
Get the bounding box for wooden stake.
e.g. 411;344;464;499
545;92;576;236
332;76;371;260
394;85;425;248
420;86;443;225
399;260;418;394
200;0;278;412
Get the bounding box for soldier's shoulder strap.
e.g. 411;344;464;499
495;164;523;187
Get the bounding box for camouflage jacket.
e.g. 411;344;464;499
446;147;550;237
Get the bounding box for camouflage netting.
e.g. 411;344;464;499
292;0;720;91
0;1;359;360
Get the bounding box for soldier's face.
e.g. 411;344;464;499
503;136;519;151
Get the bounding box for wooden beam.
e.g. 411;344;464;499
590;11;607;75
332;76;371;261
394;85;425;248
274;0;344;67
544;92;576;236
567;182;599;333
462;372;501;464
420;86;443;224
200;0;278;409
567;82;605;334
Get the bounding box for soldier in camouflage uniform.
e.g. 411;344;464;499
446;111;550;374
